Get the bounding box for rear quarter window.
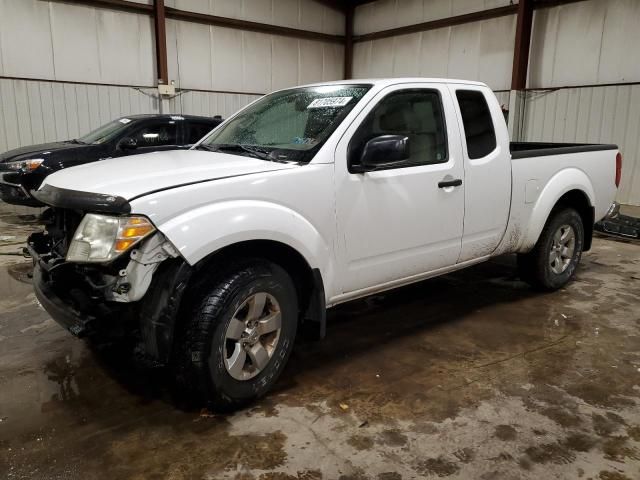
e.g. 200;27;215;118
455;90;497;159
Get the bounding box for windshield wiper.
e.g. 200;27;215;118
194;143;218;152
195;143;298;164
66;139;87;145
201;143;274;161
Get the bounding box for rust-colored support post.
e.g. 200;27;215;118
344;5;354;79
153;0;169;85
511;0;534;90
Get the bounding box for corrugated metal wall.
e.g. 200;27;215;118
166;20;344;94
0;0;156;85
521;0;640;205
164;0;345;93
0;77;262;153
165;0;344;35
2;0;640;205
528;0;640;88
353;0;514;35
519;85;640;206
353;15;516;91
0;0;341;153
353;0;640;205
168;90;262;118
352;3;516;91
0;0;344;87
0;78;159;152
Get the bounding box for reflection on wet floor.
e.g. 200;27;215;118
0;233;639;479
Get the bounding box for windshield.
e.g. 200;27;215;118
200;84;371;163
78;118;134;145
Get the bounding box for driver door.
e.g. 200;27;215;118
334;83;465;294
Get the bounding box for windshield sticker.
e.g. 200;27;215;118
307;97;352;109
171;115;185;121
292;137;314;144
119;118;132;124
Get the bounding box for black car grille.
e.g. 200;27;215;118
42;208;84;258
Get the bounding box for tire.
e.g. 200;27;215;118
517;207;584;291
174;259;298;411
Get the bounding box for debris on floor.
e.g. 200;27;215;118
595;202;640;240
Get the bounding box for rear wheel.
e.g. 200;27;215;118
518;207;584;291
174;259;298;411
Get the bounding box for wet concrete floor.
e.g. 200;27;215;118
1;204;640;480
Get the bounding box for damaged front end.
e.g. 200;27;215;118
28;205;192;365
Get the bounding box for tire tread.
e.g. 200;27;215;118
172;258;294;411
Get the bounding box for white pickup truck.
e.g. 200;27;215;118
28;78;621;410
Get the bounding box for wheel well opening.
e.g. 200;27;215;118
192;240;325;337
554;190;595;251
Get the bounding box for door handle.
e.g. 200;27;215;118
438;178;463;188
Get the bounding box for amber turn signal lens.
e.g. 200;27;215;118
114;239;135;252
114;216;156;253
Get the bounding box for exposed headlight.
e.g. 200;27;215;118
7;159;44;171
66;214;156;263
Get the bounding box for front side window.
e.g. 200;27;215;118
455;90;497;159
131;122;178;147
349;89;448;169
200;84;371;163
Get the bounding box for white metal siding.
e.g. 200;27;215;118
0;0;336;153
494;90;509;108
0;0;155;86
165;0;345;36
0;78;259;153
169;90;262;118
528;0;640;88
520;85;640;206
0;78;158;152
352;14;516;91
166;19;344;93
354;0;515;36
0;0;343;91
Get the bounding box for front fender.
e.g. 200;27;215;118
157;199;334;287
520;168;595;251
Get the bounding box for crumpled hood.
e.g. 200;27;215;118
40;149;298;200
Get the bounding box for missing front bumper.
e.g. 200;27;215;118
32;262;95;337
28;232;193;363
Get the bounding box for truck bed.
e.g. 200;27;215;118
510;142;618;159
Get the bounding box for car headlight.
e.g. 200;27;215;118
66;214;156;263
7;159;44;171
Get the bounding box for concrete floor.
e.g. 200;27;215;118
1;204;640;480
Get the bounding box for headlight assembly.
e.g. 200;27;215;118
66;214;156;263
6;159;44;171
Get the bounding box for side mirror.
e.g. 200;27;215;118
119;137;138;150
353;135;410;172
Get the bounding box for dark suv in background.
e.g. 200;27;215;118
0;114;223;206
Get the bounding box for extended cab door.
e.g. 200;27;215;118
334;83;465;294
449;86;511;262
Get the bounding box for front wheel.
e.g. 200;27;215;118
174;259;298;411
518;207;584;291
